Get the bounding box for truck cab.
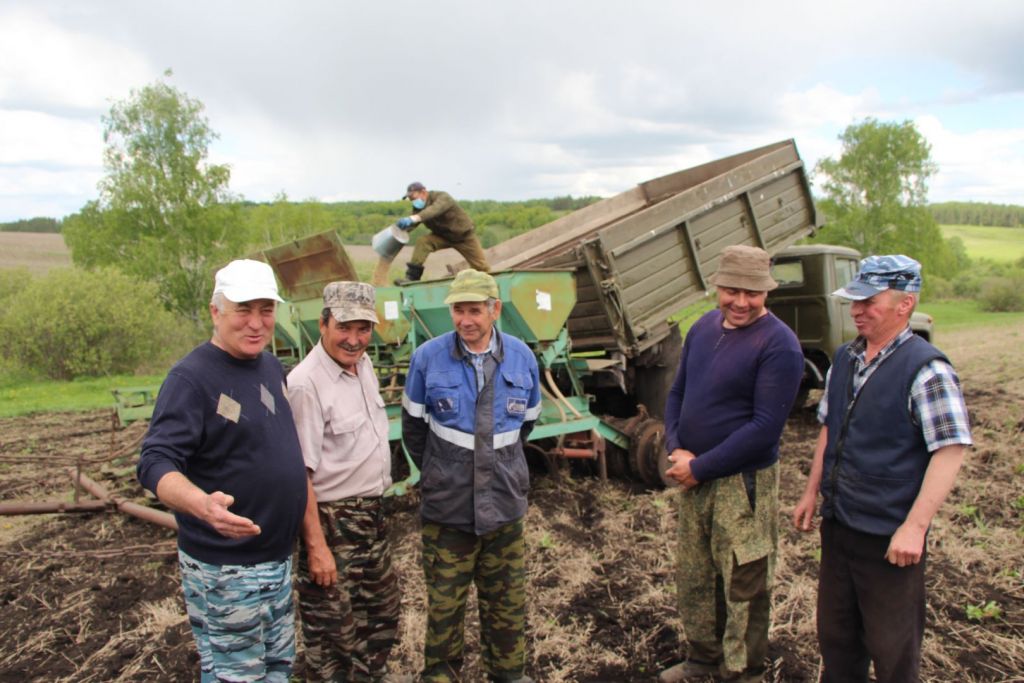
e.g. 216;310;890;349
768;244;934;405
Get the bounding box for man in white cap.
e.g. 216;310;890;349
138;259;308;683
793;255;972;682
286;281;404;682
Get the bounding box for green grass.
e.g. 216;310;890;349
940;224;1024;263
0;371;167;418
918;299;1024;330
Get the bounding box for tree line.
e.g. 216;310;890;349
238;195;600;250
0;217;61;232
928;201;1024;228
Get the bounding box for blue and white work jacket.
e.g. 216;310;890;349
401;330;541;535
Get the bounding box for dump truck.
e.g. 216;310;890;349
262;139;820;488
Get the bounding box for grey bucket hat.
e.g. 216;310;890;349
708;245;778;292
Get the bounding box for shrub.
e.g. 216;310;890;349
921;275;953;302
978;276;1024;312
0;267;31;304
951;272;983;299
0;267;180;379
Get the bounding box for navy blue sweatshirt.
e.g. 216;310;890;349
137;342;307;565
664;310;803;482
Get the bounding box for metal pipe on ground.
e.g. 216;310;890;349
67;468;178;531
0;500;109;515
549;447;597;459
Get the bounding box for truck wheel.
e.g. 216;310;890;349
629;418;669;488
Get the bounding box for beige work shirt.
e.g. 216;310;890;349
286;342;392;501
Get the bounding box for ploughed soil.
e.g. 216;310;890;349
1;323;1022;682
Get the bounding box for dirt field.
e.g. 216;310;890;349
1;323;1021;682
0;232;71;275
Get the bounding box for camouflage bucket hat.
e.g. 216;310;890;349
323;281;379;323
833;254;922;300
444;269;499;304
708;245;778;292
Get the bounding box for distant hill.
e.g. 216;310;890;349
938;224;1024;263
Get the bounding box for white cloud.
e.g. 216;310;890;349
0;7;151;112
0;110;102;166
2;0;1024;221
917;114;1024;203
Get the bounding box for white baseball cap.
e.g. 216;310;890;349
213;259;284;303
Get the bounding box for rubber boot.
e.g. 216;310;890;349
394;262;424;286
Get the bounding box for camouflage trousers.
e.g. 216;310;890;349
178;549;295;683
409;232;490;272
421;519;526;683
675;464;779;678
297;497;400;683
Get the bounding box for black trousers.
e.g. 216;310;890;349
817;518;926;683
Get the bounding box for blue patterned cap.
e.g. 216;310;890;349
833;254;922;300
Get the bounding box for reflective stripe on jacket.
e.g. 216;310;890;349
402;330;541;535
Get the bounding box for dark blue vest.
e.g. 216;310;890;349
821;334;947;536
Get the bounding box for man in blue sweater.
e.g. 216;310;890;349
659;245;804;683
138;259;308;683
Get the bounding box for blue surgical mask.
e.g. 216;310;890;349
412;198;426;210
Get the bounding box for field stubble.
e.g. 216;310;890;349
0;322;1021;682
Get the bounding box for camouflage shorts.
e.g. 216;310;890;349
178;549;295;683
421;519;526;683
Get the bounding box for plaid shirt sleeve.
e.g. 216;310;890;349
910;359;973;452
816;367;832;425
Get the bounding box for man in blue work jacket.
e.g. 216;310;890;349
401;269;540;683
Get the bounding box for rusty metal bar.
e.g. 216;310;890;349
68;469;178;531
549;447;596;459
0;500;109;515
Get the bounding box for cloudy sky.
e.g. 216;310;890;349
1;1;1023;222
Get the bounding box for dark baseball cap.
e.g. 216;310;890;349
403;182;425;199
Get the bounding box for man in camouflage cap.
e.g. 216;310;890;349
287;281;406;682
401;269;541;682
794;255;971;682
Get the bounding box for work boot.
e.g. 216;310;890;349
394;262;424;286
658;659;721;681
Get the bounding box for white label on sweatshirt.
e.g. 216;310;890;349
217;394;241;423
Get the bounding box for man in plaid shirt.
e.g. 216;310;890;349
793;255;971;683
